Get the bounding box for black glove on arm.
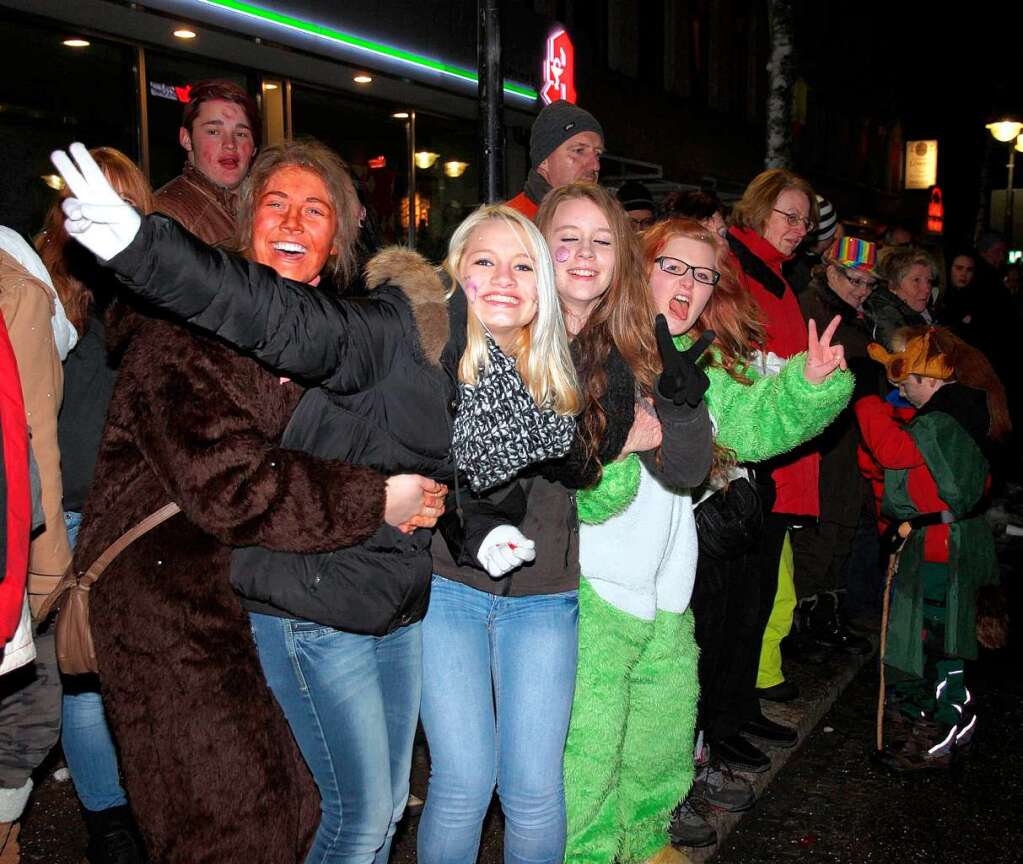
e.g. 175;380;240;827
654;314;715;407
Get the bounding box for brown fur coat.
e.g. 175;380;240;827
74;312;387;863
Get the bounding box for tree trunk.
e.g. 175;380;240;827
765;0;795;170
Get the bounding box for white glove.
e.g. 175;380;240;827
50;142;141;261
477;525;536;579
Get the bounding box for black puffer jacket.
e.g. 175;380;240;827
108;215;463;635
863;286;928;351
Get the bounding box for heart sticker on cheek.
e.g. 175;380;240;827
554;246;570;263
464;278;479;302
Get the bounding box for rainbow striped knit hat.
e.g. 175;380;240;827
826;236;878;276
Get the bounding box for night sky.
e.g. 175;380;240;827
794;1;1023;246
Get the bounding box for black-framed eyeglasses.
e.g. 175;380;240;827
655;256;721;285
772;208;816;232
840;269;878;292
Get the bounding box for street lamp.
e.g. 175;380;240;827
986;120;1022;142
987;119;1023;238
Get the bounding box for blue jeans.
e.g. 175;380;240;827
249;613;422;864
417;576;579;864
61;510;129;813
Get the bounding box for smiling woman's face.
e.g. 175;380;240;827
459;219;539;352
250;165;337;284
546;197;615;327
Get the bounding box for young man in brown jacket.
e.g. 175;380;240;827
155;79;260;246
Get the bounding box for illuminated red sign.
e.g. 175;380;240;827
926;186;944;234
368;155;387;170
541;28;575;105
148;81;192;103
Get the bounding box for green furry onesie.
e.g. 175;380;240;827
564;342;853;863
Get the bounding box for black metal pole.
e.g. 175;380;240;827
406;111;416;248
1006;145;1016;241
478;0;504;203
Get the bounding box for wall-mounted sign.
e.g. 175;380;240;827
541;28;575;105
926;186;944;234
905;140;938;190
149;82;192;103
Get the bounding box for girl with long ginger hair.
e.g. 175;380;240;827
639;219;855;845
534;185;717;864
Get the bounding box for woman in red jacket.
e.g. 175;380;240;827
717;169;820;766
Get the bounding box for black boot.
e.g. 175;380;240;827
785;596;827;662
83;806;148;864
811;592;872;655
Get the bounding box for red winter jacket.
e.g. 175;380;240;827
0;314;30;643
505;191;539;220
856;395;915;534
854;395;949;563
727;226;819;518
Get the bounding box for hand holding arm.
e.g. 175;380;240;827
385;475;448;534
619;398;662;457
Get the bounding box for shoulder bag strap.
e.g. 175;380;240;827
79;502;182;587
34;502;181;623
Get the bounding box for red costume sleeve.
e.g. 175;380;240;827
853;395;926;470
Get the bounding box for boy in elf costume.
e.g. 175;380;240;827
563;218;855;863
855;326;1008;771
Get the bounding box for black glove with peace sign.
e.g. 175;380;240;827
654;314;715;407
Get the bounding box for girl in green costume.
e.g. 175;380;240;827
557;215;854;863
537;187;717;864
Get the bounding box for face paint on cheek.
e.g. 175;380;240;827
554;246;570;263
464;278;478;302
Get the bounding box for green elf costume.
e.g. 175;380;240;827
855;329;1001;770
564;334;852;864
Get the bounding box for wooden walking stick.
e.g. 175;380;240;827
876;522;912;752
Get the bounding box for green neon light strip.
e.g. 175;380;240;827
196;0;538;99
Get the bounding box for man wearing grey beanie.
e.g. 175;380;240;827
507;100;604;218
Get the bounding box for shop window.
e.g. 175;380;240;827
0;17;137;238
143;51;256;191
291;84;408;249
261;79;287;146
412;112;478;262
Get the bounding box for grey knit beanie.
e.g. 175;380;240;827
530;100;604;167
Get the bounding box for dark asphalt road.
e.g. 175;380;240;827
714;656;1022;864
714;543;1023;864
22;543;1023;864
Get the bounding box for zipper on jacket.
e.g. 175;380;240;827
565;492;577;567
